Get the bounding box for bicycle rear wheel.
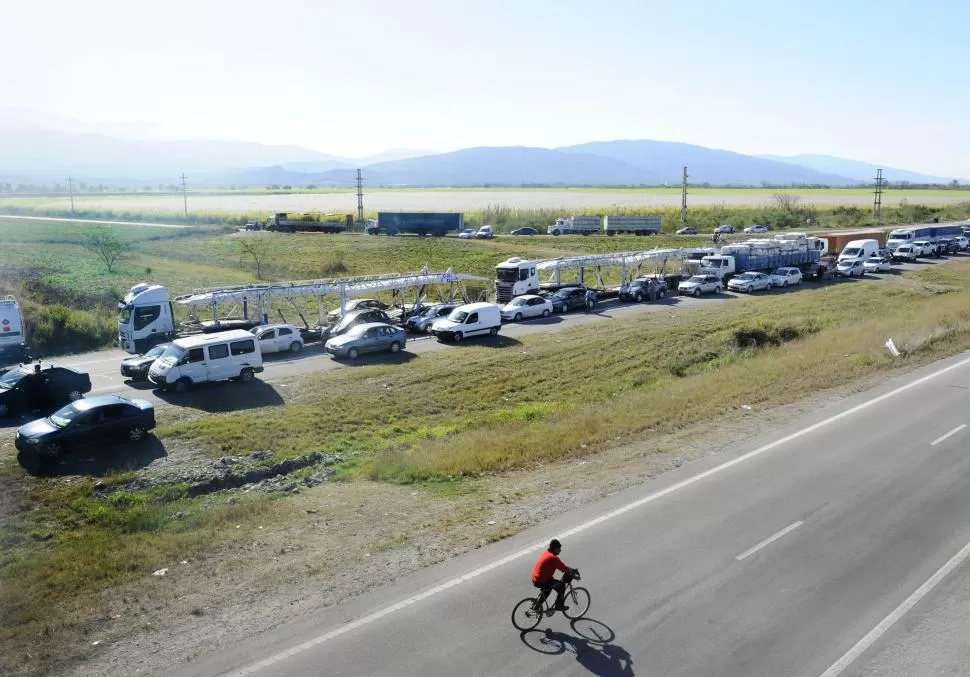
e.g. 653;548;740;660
562;587;591;619
512;597;543;631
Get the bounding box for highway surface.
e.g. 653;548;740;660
0;213;189;228
154;350;970;677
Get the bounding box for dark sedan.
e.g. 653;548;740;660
15;395;156;473
0;364;92;417
548;287;589;313
327;308;396;338
120;343;172;381
510;227;538;236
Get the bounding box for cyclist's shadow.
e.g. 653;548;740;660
519;617;634;676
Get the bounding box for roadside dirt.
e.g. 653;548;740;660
34;370;893;677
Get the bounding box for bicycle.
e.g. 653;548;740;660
511;569;591;631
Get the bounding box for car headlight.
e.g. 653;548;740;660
21;437;40;445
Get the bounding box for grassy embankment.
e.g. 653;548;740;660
3;258;970;675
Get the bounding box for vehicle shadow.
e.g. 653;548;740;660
329;351;419;366
504;315;565;326
433;334;524;349
22;436;168;477
154;379;285;412
519;618;634;676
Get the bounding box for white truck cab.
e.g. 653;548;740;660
147;330;264;392
118;284;177;354
494;257;539;303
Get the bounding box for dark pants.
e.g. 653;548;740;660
534;571;573;607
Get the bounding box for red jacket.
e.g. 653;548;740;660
532;549;570;584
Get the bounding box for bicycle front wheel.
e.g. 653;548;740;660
562;587;591;619
512;597;543;631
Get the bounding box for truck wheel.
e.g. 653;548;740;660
388;341;401;354
582;232;591;236
172;378;191;393
238;368;255;383
551;230;561;236
289;341;303;354
607;231;616;237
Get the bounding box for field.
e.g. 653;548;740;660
6;187;970;217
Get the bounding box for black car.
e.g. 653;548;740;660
328;308;396;338
510;227;538;236
676;226;698;235
0;364;92;417
549;287;589;313
619;277;668;302
15;395;156;473
120;343;172;381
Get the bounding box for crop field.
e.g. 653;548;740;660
6;187;970;216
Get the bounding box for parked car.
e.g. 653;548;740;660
743;224;768;234
727;271;772;293
548;287;590;313
120;342;173;381
15;395;156;473
0;364;92;418
250;323;304;354
327;308;395;338
892;244;919;262
618;277;667;302
956;235;969;251
327;299;389;323
863;256;892;273
325;322;406;360
244;220;261;231
458;228;476;239
714;224;735;234
676;226;698;235
678;274;722;297
835;259;866;277
430;302;502;342
510;227;538;236
769;267;803;287
912;240;938;257
937;237;959;255
500;294;553;321
404;304;458;333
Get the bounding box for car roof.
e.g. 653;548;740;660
352;322;398;332
71;395;141;410
256;323;298;330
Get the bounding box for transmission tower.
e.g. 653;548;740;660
681;166;689;228
873;168;884;223
68;176;75;214
180;172;189;221
356;168;364;230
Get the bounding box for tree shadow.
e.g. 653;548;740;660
21;436;168;477
154;379;285;412
519;618;635;676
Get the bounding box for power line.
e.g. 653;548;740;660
180;172;189;221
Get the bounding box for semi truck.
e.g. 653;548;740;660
548;216;601;236
698;239;822;282
604;216;662;236
0;297;29;369
264;213;350;234
495;257;540;303
886;224;964;252
367;212;464;236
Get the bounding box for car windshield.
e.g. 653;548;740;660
118;306;133;322
736;273;756;280
508;298;527;307
49;403;84;428
496;268;519;282
346;324;370;338
448;310;469;322
0;369;26;389
144;344;167;358
158;344;186;364
687;276;705;283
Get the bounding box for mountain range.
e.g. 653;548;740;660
0;108;961;188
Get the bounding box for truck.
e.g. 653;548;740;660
815;229;886;257
604;216;662;236
886;224;963;253
548;216;601;236
264;213;350;234
698;239;822;282
495;257;540;303
367;212;464;237
0;297;29;369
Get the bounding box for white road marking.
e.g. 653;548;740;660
0;213;187;228
816;538;970;677
929;423;967;446
735;521;804;561
217;353;970;677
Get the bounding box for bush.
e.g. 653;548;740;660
25;304;116;356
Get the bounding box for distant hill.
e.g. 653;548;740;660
758;154;959;184
563;140;857;186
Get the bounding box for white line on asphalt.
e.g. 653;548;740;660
735;521;804;561
817;538;970;677
929;423;967;446
218;352;970;677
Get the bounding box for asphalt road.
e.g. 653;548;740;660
0;213;188;228
159;350;970;677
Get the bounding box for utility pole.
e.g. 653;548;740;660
180;172;189;221
355;168;364;230
680;166;689;229
68;176;75;214
873;168;884;224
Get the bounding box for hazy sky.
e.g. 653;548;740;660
3;0;968;175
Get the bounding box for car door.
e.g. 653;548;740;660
255;328;278;354
97;403;130;441
205;343;235;381
67;408;102;448
179;347;208;384
277;326;296;350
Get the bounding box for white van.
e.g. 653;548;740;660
0;296;28;368
838;239;880;264
148;329;264;392
430;302;502;342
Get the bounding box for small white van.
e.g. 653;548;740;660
430;302;502;342
838;239;880;263
148;329;264;392
0;296;28;367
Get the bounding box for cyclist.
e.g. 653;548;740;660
531;538;576;611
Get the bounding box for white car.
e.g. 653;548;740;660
912;240;937;257
727;271;771;293
458;228;476;239
863;256;892;273
769;267;803;287
678;274;722;297
250;324;304;354
893;244;919;262
956;236;969;251
835;259;865;277
743;224;768;234
500;295;553;321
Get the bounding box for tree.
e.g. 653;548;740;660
771;193;802;213
237;236;272;280
83;227;131;273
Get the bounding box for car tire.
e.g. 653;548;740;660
388;341;401;354
172;378;191;393
453;332;463;342
0;402;8;417
782;281;788;288
238;368;255;383
128;426;146;442
513;313;522;322
715;286;722;294
658;289;666;299
635;293;642;303
289;341;303;354
489;326;499;336
541;309;551;318
17;450;42;474
348;348;360;360
693;289;701;297
67;389;84;401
